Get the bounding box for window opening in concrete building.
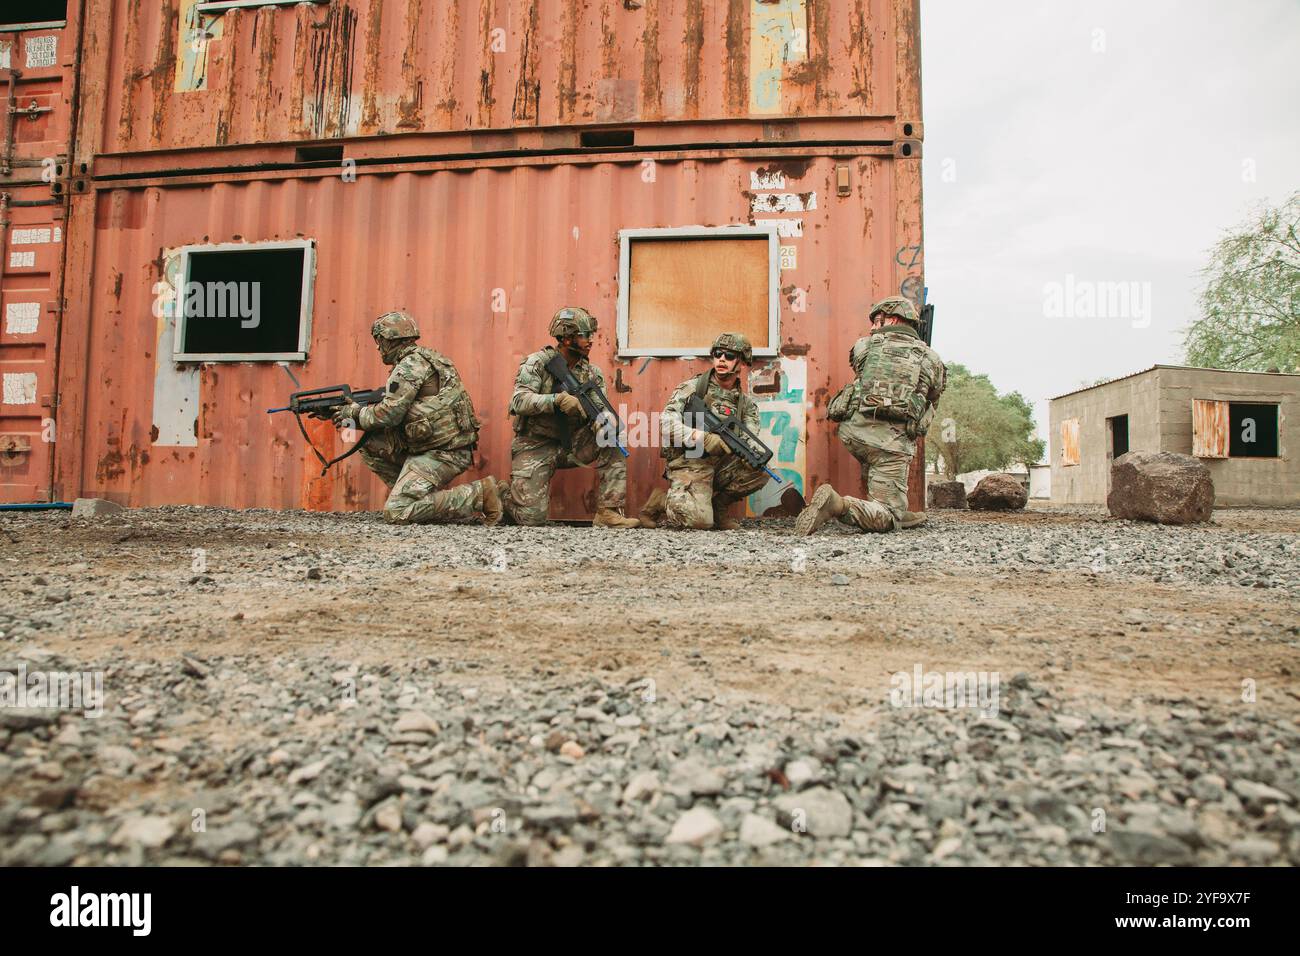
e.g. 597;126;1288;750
1228;402;1279;458
172;240;314;363
617;226;779;358
1108;414;1129;459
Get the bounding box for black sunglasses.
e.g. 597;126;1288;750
710;348;740;360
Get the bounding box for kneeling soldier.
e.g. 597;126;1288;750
332;311;502;525
796;296;945;535
641;333;769;530
502;307;640;528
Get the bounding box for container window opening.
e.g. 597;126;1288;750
2;1;67;28
172;243;313;362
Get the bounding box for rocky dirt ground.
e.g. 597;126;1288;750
0;503;1296;866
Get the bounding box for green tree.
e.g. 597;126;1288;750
925;364;1045;477
1183;191;1299;372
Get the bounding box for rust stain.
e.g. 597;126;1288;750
558;0;580;122
361;0;384;129
117;0;143;148
476;0;497;127
724;0;747;114
95;451;125;483
434;0;460;124
397;0;423;129
511;0;540;123
150;1;180;145
254;6;281;142
848;0;872;106
640;0;662;120
682;0;704;118
309;2;359;137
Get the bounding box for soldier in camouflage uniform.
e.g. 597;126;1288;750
639;333;769;531
796;296;946;535
501;307;640;528
332;311;502;525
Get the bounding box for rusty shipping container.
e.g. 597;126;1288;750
25;0;928;517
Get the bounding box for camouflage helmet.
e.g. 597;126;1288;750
371;310;420;341
711;332;753;364
548;306;598;339
869;296;920;325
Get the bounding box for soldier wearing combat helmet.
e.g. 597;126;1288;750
639;332;769;531
499;307;640;527
331;311;502;525
796;296;946;536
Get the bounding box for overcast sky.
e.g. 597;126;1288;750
919;0;1300;453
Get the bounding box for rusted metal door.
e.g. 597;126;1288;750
0;12;80;502
1192;399;1229;458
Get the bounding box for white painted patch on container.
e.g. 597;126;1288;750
5;303;40;334
751;192;817;214
755;218;803;238
11;228;52;245
0;41;11;70
572;226;580;240
750;170;786;190
153;251;200;447
3;372;38;405
9;251;36;268
25;35;57;69
54;226;62;243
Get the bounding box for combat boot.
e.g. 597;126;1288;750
638;488;668;528
712;495;742;531
479;476;503;526
898;510;927;529
593;507;641;529
494;477;516;525
795;484;846;536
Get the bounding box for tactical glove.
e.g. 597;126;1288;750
703;433;728;457
554;392;585;419
332;403;362;427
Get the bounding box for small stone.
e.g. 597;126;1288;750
110;815;176;849
411;822;449;849
666;807;723;847
1231;780;1293;805
622;771;661;804
773;787;854;838
830;573;850;586
373;799;403;833
72;497;126;518
393;711;440;736
740;813;791;848
559;741;585;760
306;567;322;580
421;845;450;865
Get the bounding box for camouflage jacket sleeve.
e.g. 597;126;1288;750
848;337;871;374
659;378;699;447
912;348;948;435
358;352;430;430
741;394;760;434
508;351;559;417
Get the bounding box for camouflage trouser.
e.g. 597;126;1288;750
838;434;911;532
662;453;769;530
503;430;626;526
359;429;482;524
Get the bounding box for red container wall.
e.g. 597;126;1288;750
55;149;921;514
1;12;83;502
84;0;904;152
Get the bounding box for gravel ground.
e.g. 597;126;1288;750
0;503;1297;866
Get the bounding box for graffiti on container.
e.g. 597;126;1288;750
749;0;808;115
747;357;807;516
175;1;224;93
900;274;923;303
895;244;923;268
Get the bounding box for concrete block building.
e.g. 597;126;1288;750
1049;365;1298;507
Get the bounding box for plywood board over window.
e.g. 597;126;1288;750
1192;399;1229;458
617;226;779;357
1060;417;1080;466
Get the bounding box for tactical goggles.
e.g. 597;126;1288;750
710;348;741;360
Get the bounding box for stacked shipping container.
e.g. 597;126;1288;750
1;0;927;517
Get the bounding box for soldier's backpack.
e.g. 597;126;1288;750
852;332;929;425
401;349;481;452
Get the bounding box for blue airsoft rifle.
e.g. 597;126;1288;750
267;384;385;476
543;352;630;458
683;394;783;484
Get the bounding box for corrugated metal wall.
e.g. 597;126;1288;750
50;0;927;515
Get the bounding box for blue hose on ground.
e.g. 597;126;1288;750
0;502;74;511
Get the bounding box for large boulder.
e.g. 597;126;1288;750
967;473;1028;511
928;480;968;510
1107;451;1214;524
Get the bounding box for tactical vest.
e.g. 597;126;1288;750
663;373;754;460
852;330;930;425
400;348;480;452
